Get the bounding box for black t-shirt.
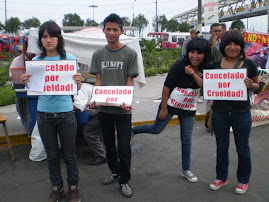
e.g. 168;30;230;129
209;58;258;113
164;58;201;117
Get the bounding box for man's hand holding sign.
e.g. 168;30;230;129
89;86;134;111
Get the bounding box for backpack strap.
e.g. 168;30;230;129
233;57;244;69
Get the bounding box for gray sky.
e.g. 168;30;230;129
0;0;267;35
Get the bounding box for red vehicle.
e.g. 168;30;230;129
147;32;190;49
0;34;14;59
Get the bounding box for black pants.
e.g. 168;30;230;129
99;112;132;184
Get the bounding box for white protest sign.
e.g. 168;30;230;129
90;86;134;107
203;69;247;101
167;87;200;111
25;60;77;95
204;0;219;25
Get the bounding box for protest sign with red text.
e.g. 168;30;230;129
89;86;134;107
25;60;77;95
203;69;247;101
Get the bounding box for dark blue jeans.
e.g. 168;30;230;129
212;111;252;184
99;112;132;185
132;103;173;134
37;111;79;187
132;103;195;171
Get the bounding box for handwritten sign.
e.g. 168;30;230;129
244;31;269;44
25;60;77;95
204;0;219;25
89;86;134;107
203;69;247;101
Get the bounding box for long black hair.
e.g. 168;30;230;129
38;21;66;60
219;30;245;59
183;37;211;70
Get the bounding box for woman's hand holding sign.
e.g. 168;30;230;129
73;73;82;90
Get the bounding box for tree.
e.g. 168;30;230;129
85;18;98;26
178;22;191;32
166;19;180;32
0;22;4;31
132;14;148;37
231;19;245;31
23;17;41;29
62;13;84;26
152;15;168;32
5;17;21;34
122;17;131;26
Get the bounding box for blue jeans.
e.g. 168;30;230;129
132;104;173;134
37;111;79;187
212;111;252;184
99;112;132;184
132;104;195;171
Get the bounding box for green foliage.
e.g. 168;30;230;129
0;86;15;106
231;20;245;31
85;18;99;26
142;48;182;77
122;17;131;26
178;22;191;32
140;39;158;53
132;14;148;37
0;51;12;61
166;19;180;32
23;17;41;29
5;17;21;34
0;62;10;85
0;21;4;31
63;13;84;26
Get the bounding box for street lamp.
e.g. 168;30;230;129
89;5;98;22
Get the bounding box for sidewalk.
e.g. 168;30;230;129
0;73;207;142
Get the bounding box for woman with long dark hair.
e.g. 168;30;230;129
21;21;82;202
209;30;259;194
132;37;211;182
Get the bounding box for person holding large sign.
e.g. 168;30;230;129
20;21;82;202
207;30;259;194
90;14;138;198
132;37;211;183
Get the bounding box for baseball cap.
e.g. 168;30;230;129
190;28;200;34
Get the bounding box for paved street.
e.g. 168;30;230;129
0;121;268;202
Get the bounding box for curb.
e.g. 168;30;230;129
0;114;206;146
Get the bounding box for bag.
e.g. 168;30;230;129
29;122;47;161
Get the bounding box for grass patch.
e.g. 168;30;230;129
0;86;15;106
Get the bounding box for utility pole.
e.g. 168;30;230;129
198;0;202;32
89;5;98;22
5;0;7;25
154;0;158;32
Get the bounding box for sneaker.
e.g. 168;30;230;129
47;186;64;202
235;183;248;194
181;170;198;182
210;179;228;190
68;185;81;202
120;183;133;198
102;173;120;185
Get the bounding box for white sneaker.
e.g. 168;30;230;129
181;170;198;183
